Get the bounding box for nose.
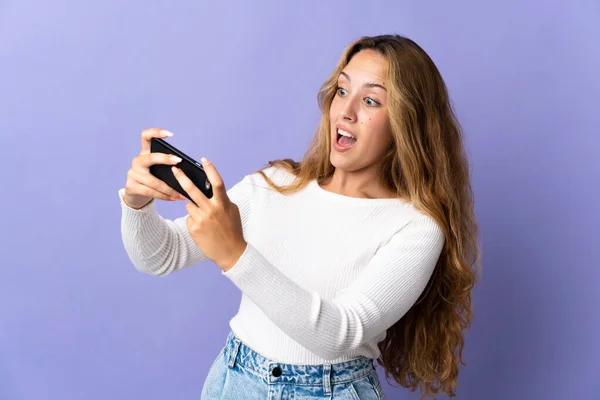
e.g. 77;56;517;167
339;96;358;122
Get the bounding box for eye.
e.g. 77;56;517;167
365;97;380;106
336;86;347;96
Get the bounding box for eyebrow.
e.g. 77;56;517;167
339;71;387;91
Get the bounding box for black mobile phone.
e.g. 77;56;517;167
149;138;213;201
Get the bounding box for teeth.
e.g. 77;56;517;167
337;129;354;138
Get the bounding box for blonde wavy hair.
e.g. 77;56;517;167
256;34;480;399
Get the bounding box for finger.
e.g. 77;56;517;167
137;152;182;168
185;201;201;220
200;158;227;202
140;128;174;155
171;166;210;208
129;170;181;200
128;181;180;202
129;168;182;200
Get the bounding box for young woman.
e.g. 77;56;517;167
119;34;480;400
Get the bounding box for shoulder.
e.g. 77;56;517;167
227;165;298;201
389;206;446;251
242;165;298;188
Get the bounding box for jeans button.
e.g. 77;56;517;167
272;367;282;377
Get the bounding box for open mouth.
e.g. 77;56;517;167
336;129;357;148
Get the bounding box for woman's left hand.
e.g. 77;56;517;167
172;158;247;272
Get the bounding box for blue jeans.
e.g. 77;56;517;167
201;330;386;399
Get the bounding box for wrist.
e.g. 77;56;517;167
123;194;152;210
218;241;248;272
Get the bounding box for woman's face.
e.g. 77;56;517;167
329;49;393;172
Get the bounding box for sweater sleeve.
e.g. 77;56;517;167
222;214;445;360
118;174;254;276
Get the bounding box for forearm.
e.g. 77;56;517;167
222;245;382;359
119;188;207;276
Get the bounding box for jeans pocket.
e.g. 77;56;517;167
348;374;384;400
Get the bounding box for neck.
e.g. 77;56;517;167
321;166;395;199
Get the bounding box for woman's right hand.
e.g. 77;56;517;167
122;128;187;209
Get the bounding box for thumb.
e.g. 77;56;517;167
201;158;227;200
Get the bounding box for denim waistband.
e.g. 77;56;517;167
223;330;376;388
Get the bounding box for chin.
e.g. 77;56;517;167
330;151;356;172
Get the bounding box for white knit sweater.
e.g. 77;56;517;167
118;166;445;365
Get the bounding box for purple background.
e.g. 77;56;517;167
1;1;598;399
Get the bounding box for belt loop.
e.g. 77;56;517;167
323;364;332;395
227;338;242;368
